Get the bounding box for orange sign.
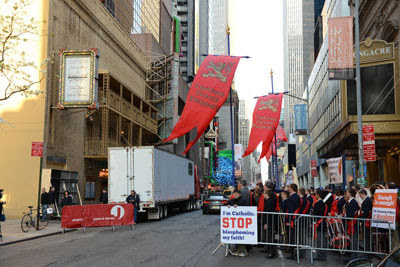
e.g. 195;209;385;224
372;189;398;229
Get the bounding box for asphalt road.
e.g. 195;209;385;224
0;210;364;266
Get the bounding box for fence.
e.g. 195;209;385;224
255;211;392;264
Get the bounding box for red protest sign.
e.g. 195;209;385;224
163;55;241;154
243;94;283;158
311;160;318;178
61;204;134;229
259;125;287;162
363;125;376;162
31;142;43;157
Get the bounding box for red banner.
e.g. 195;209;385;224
311;160;318;178
243;94;283;158
61;204;134;229
163;55;241;154
363;125;376;162
259;125;287;162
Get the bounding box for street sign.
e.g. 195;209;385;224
31;142;43;157
311;160;318;178
363;125;376;161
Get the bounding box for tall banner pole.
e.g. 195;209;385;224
355;0;365;185
227;26;235;187
270;70;280;188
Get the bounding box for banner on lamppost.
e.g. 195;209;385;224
328;16;354;80
294;104;307;135
363;125;376;162
234;144;243;176
311;160;318;178
327;157;343;184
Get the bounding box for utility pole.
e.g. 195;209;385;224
355;0;365;184
306;85;312;188
227;25;235;187
270;70;280;188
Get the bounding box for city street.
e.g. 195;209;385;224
1;210;353;267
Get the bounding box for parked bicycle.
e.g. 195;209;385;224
21;206;49;232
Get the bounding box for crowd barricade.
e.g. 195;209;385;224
61;204;135;232
256;211;392;264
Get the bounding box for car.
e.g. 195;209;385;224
346;245;400;267
202;194;228;214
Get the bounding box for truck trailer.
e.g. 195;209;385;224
108;146;200;220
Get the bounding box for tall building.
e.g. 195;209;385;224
283;0;315;136
208;0;229;55
239;100;251;181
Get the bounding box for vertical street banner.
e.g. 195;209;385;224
234;144;243;177
163;55;241;154
311;160;318;178
294;104;307;135
221;206;258;244
363;125;376;162
372;189;398;230
328;16;354;80
243;93;283;157
327;157;343;184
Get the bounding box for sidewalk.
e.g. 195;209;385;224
0;219;74;246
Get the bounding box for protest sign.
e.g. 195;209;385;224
220;206;257;244
372;189;398;230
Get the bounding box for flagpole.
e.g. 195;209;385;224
270;69;280;189
227;26;235;187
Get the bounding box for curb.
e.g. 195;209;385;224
0;228;76;247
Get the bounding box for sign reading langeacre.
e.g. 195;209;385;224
58;49;99;109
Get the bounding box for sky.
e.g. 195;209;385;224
230;0;284;180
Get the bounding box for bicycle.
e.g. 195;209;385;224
21;206;49;232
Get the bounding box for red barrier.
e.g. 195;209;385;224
61;204;134;229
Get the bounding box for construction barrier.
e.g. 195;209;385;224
61;204;134;231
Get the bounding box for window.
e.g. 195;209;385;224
85;179;96;199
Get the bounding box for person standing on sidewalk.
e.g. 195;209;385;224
40;188;50;221
100;188;108;204
0;189;6;241
313;189;328;261
126;190;140;224
48;187;57;216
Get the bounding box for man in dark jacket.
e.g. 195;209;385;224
262;190;278;258
336;188;346;216
359;189;372;256
40;188;50;221
100;188;108;204
227;189;248;257
126;190;140;224
313;189;328;261
344;188;360;263
238;180;251;206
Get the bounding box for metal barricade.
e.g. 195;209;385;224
257;211;392;264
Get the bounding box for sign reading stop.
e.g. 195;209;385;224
31;142;43;157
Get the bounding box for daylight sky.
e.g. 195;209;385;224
230;0;284;180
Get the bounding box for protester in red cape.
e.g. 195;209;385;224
280;190;289;213
126;190;140;224
252;188;263;208
299;188;310;214
313;189;328;261
253;188;264;245
359;189;372;257
336;188;346;216
227;189;248;257
262;189;278;259
305;187;315;213
324;185;334;215
286;183;304;260
344;188;360;264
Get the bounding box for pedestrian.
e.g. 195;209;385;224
227;189;248;257
344;188;360;264
100;188;108;204
0;189;6;241
40;187;50;221
262;189;278;258
126;190;140;224
313;189;328;261
280;190;289;213
61;191;73;209
359;189;372;256
324;185;334;214
238;180;251;206
336;188;346;216
286;183;304;260
252;188;263;207
48;186;57;216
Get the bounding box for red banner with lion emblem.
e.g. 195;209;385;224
163;55;241;153
258;125;287;162
243;94;283;157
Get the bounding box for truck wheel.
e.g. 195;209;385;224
163;205;168;218
158;207;163;220
186;201;191;211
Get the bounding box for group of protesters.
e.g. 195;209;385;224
226;179;399;263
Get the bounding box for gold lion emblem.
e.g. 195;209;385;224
202;61;234;83
258;99;278;112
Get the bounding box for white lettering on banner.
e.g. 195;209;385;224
111;205;125;219
220;206;258;244
372;189;398;230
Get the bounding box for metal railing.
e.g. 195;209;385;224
256;211;392;264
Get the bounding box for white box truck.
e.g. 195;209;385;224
108;146;200;220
